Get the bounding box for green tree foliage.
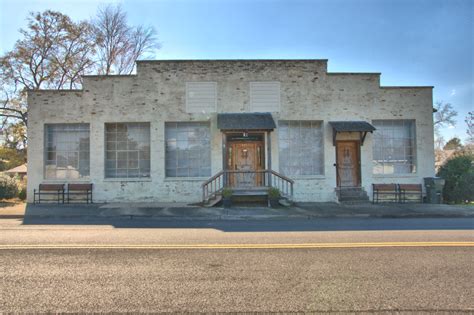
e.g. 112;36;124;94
443;137;463;151
437;154;474;203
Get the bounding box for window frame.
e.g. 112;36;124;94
104;122;151;179
372;119;417;176
43;123;90;180
164;121;212;178
278;120;325;177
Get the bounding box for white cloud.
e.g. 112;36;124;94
450;89;456;96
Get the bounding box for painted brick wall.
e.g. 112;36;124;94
27;60;435;203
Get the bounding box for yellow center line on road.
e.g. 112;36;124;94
0;241;474;250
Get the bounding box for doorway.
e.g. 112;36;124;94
226;133;265;187
336;140;361;187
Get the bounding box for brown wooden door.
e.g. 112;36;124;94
336;141;360;187
228;141;264;187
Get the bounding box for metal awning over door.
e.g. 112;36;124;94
217;113;276;131
329;121;376;145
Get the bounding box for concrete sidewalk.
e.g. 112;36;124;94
20;201;474;221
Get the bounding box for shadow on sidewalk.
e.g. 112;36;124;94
22;217;474;233
21;202;474;232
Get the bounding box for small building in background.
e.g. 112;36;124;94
4;163;27;180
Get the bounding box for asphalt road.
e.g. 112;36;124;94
1;218;473;312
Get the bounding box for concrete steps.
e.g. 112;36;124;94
337;187;370;203
203;187;293;207
203;195;222;208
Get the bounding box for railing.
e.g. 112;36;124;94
202;169;294;202
268;170;294;199
201;170;225;202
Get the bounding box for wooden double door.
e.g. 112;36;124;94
336;141;361;187
227;141;264;187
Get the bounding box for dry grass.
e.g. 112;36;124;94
0;198;26;215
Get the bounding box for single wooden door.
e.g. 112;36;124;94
336;141;360;187
228;142;263;187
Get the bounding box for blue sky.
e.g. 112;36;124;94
0;0;472;141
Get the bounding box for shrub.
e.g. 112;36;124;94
437;154;474;203
18;187;27;200
0;174;19;199
268;187;281;199
222;188;233;198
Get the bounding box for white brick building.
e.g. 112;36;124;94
27;59;435;203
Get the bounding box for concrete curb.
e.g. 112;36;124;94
21;213;474;222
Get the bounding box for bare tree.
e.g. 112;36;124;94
433;101;457;133
0;78;27;126
1;11;96;91
433;100;457;149
1;7;159;145
0;10;96;144
466;111;474;144
93;4;159;75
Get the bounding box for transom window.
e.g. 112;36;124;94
165;122;211;177
372;120;416;175
44;124;90;179
105;123;150;178
278;121;324;176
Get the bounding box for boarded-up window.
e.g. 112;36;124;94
278;121;324;176
44;124;90;179
105;123;150;178
165;122;211;177
250;81;280;112
372;120;416;175
186;82;217;113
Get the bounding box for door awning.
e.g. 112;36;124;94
329;121;376;145
217;113;276;131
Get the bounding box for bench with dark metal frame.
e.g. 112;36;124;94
398;184;422;203
33;184;65;204
67;183;93;204
372;183;398;203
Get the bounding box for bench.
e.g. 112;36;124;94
67;183;93;204
398;184;422;203
33;184;65;204
372;184;398;203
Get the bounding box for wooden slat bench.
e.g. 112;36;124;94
398;184;422;203
67;183;93;204
372;184;398;203
33;184;65;204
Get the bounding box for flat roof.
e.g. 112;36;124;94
137;59;329;63
327;72;381;75
380;86;434;89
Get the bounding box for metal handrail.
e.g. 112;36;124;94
202;169;294;202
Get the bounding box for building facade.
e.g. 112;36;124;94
27;60;435;203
